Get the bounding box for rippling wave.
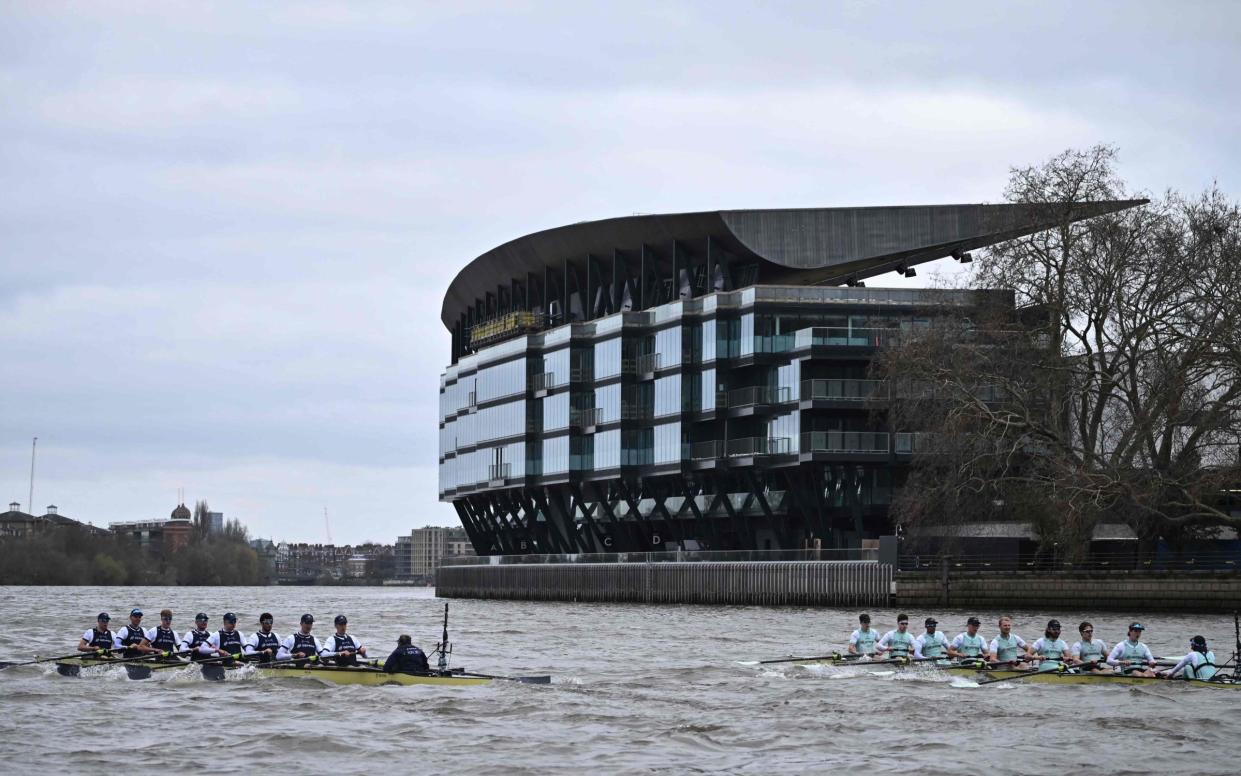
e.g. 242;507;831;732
1;586;1239;773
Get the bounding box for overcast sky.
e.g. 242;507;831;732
1;1;1238;544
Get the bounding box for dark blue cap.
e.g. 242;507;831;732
97;612;110;621
300;613;314;624
195;612;209;621
334;615;347;625
130;608;143;617
222;612;237;623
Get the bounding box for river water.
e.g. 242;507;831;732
0;585;1237;773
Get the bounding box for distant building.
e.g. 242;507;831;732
206;511;224;534
395;526;475;580
0;503;41;538
109;503;193;553
1;502;108;538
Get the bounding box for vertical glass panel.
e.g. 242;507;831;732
543;436;569;474
543;393;569;431
700;368;716;411
739;313;754;356
654;327;682;368
653;422;683;464
594;429;620;470
543;349;569;386
701;319;716;362
654;375;682;418
594;338;621;380
595;383;620;423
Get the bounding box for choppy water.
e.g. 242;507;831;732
1;586;1238;773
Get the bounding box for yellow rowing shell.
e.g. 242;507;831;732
54;658;502;686
255;665;493;686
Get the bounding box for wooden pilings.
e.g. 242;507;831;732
436;561;892;607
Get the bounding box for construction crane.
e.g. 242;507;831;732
323;507;333;544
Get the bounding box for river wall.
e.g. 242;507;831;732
895;570;1241;613
437;560;891;607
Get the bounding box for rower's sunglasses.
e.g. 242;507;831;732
1081;628;1093;633
260;618;273;624
161;616;172;621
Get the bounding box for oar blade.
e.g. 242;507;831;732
515;675;551;684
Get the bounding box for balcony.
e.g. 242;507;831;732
570;407;603;430
487;463;511;486
721;385;793;409
726;436;793;457
799;431;889;454
800;378;888;402
793;327;900;349
636;352;662;375
531;372;556;394
689;440;725;460
894;432;937;454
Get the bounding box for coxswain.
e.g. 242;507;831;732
321;614;368;667
1069;621;1110;673
988;616;1031;667
244;613;282;663
181;612;214;662
145;609;183;662
113;608;157;658
77;612;115;656
205;612;245;664
383;635;430;675
949;617;990;662
1106;622;1157;677
914;617;950;661
847;613;881;656
279;614;322;665
1030;619;1071;672
877;613;916;659
1160;636;1217;681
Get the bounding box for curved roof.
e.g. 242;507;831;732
441;201;1146;330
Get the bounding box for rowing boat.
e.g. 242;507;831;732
760;655;1241;688
53;657;548;686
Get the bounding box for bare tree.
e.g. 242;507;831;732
876;146;1241;556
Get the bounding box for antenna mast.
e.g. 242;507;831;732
324;507;333;544
28;437;37;516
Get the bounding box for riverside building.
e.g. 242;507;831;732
437;202;1141;555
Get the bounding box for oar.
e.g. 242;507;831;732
0;649;107;669
148;651;248;671
77;649;193;667
745;651;866;666
450;669;551;684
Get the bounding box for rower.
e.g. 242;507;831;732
279;614;322;666
181;613;214;662
914;617;950;661
1106;622;1157;677
321;614;368;667
1160;636;1217;681
244;613;282;663
949;617;990;662
77;612;114;655
146;609;182;661
114;608;157;658
206;612;245;665
847;613;880;656
1030;619;1071;672
1070;621;1110;673
877;613;916;659
383;635;430;675
988;616;1031;667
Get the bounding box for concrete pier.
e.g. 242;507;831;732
437;560;892;606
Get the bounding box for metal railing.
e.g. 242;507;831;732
441;547;879;566
637;352;662;374
721;385;793;408
726;436;793;456
800;379;889;402
487;463;511;482
531;372;556;391
793;327;901;349
689;440;725;460
899;549;1241;574
893;432;936;454
800;431;890;454
569;407;603;428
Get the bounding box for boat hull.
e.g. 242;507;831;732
254;665;494;686
772;657;1240;687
